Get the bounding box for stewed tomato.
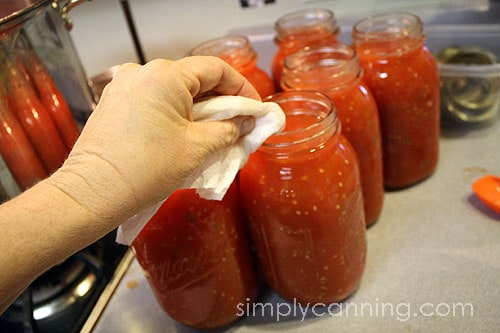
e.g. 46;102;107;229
239;91;366;304
132;182;259;329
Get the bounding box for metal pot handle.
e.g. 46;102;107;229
52;0;91;30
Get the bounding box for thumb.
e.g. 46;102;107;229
226;115;256;138
188;116;255;155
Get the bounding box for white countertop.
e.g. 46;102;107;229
88;113;500;333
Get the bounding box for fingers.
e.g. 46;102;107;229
109;58;261;123
160;56;261;100
112;57;260;100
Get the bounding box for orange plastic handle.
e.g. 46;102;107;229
472;175;500;214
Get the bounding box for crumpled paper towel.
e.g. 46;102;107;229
115;95;285;245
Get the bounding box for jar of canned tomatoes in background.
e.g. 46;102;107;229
131;182;259;330
352;12;440;188
188;35;275;98
281;43;384;226
271;8;340;90
238;91;366;304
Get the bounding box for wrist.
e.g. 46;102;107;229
48;152;141;229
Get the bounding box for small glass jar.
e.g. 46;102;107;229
352;12;440;188
188;35;275;98
131;182;259;330
271;8;339;90
238;91;366;304
281;43;384;226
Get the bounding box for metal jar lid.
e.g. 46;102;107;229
437;45;499;125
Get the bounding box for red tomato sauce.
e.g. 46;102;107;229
239;93;366;304
328;82;383;224
355;35;440;188
132;183;258;329
272;30;338;90
281;44;384;225
271;8;339;89
352;13;440;189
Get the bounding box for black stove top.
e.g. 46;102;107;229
0;231;127;333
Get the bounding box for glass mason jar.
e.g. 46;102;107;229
352;12;440;188
271;8;339;90
281;43;384;226
131;182;259;330
238;91;366;304
188;35;275;98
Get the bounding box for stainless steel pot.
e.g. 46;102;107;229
1;0;96;123
0;0;96;198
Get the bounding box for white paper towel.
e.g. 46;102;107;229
115;95;285;245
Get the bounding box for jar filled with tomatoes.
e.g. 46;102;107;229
188;35;275;98
271;8;339;90
352;12;440;188
131;182;259;330
281;43;384;226
238;91;366;304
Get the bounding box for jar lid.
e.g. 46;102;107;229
0;0;50;33
437;45;499;124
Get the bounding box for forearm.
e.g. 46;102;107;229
0;166;127;313
0;57;261;314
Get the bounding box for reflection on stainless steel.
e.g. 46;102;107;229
437;46;499;124
0;155;20;201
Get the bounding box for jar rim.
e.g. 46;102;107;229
352;12;422;41
188;35;251;56
283;43;357;72
275;8;339;37
261;91;339;149
281;43;361;93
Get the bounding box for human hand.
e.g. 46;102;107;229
49;56;260;224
